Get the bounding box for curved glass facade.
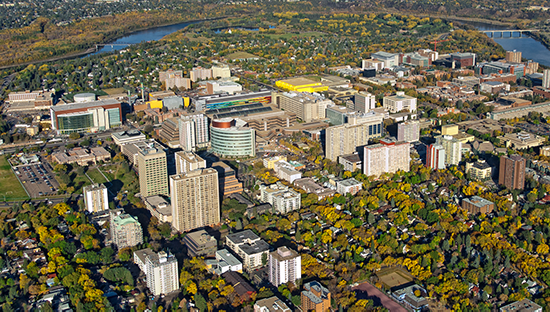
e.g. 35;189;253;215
210;127;255;158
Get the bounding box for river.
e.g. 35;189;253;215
88;21;196;56
462;21;550;66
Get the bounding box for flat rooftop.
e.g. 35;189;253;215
50;99;120;113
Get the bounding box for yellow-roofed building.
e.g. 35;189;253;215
147;100;163;109
183;97;190;108
276;78;328;93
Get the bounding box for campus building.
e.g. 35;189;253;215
170;168;220;232
383;92;417;113
275;77;328;93
210;118;255;158
50;99;122;134
272;91;332;122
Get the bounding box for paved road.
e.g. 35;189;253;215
352;282;407;312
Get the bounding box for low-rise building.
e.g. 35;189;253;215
498;131;545;150
182;230;217;258
500;299;542;312
465;159;492;180
206;249;243;275
143;196;172;223
302;281;331;312
51;147;111;166
462;196;495;214
259;183;301;214
294;178;335;199
391;285;429;312
336;178;363;195
111;130;146;146
273;161;302;183
226;230;270;271
263;156;287;169
222;271;256;302
254;296;291;312
383;92;417;113
339;153;362;172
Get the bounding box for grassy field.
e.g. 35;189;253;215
0;156;29;200
86;168;108;184
226;51;261;60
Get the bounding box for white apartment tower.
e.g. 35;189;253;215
83;183;109;213
179;114;209;151
544;69;550;89
175;151;206;174
363;139;410;177
437;135;462;166
135;249;179;296
269;247;301;287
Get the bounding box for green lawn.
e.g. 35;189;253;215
0;156;29;200
86;168;108;184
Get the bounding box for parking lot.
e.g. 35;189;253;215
14;162;59;198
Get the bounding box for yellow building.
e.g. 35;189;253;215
276;78;328;93
183;97;190;108
441;124;459;136
147;100;163;109
263;156;287;169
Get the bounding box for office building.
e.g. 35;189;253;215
441;124;459;136
437;135;462;166
8;90;55;109
170;168;220;232
272;91;332;122
50;99;122;134
449;52;476;67
462;196;495;214
364;139;410;177
183;230;217;257
275;77;328;93
206;81;242;95
51;147;111;166
179;114;209;151
544;69;550;89
122;140;164;167
383;92;417;113
325;111;384;161
336;178;362;195
499;155;526;190
210;118;255;158
83;184;109;214
111;130;146;146
137;146;168;197
259;183;301;214
506;50;522;63
397;120;420;142
339;153;362;172
212;161;244;196
225;230;270;271
500;299;542;312
190;67;212;82
268;247;301;287
426;144;446;170
352;92;376;113
302;281;331;312
110;209;143;249
134;248;179;296
175;151;206;174
465;159;492;180
371;51;399;68
254;296;291;312
143;196;172;223
206;249;243;275
159;118;180;148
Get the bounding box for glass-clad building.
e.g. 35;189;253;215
210;118;255;158
50;99;122;134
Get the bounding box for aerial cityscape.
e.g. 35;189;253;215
1;0;550;311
